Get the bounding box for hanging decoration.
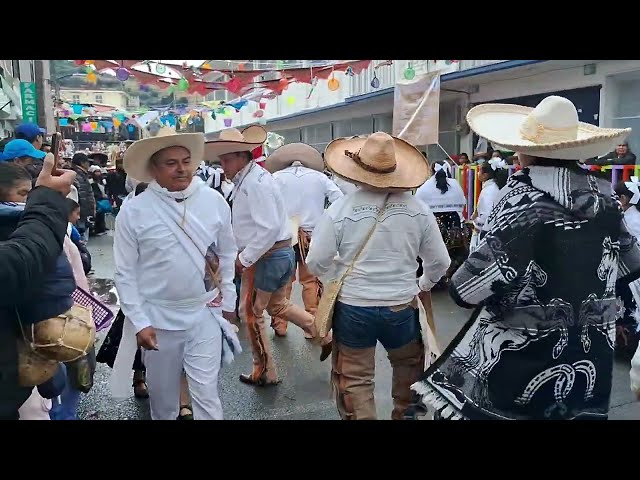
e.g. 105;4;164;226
287;96;296;105
371;71;380;89
156;63;167;74
86;71;98;84
254;110;264;118
328;73;340;91
116;67;130;81
259;101;266;110
238;63;246;71
223;118;233;127
307;77;319;99
276;60;285;70
404;63;416;80
211;111;216;120
345;66;354;76
74;60;85;66
85;60;95;65
177;78;189;91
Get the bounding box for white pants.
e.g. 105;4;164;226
144;312;223;420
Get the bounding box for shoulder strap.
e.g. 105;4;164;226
339;193;389;282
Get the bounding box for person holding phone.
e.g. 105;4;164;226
0;152;77;420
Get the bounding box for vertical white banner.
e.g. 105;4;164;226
393;71;441;146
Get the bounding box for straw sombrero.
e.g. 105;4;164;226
264;143;324;173
324;132;429;190
467;95;631;160
123;127;204;182
204;125;267;161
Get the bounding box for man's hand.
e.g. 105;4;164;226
36;153;76;196
136;326;159;351
222;310;238;322
235;255;246;276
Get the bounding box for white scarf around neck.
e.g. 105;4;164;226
148;176;204;201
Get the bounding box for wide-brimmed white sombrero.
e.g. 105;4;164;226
467;95;631;160
324;132;429;190
204;125;267;161
123;127;204;182
264;143;324;173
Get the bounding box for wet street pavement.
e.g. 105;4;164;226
79;233;640;420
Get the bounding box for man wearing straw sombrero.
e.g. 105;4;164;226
110;127;241;420
206;126;331;387
305;131;451;420
411;95;640;420
264;143;344;337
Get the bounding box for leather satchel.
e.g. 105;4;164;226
314;194;389;338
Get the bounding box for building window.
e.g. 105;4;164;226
277;128;301;144
72;94;80;104
611;77;640;158
373;114;393;133
12;60;20;80
95;94;103;104
29;61;35;82
302;122;332;153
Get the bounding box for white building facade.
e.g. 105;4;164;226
204;60;640;162
0;60;56;137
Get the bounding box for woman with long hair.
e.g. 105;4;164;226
415;160;469;286
469;158;508;252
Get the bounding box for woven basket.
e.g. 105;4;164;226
27;303;96;363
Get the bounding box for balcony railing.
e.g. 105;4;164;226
349;60;510;98
458;60;507;70
348;60;396;98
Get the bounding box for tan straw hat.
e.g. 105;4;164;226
324;132;429;190
264;143;324;173
123;127;204;182
467;95;631;160
204;125;267;161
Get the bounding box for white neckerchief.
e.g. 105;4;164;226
148;176;203;201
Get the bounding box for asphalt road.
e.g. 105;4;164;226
78;232;640;420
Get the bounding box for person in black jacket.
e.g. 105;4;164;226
585;141;637;166
0;154;76;420
71;153;96;242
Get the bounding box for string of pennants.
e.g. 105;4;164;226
74;60;376;98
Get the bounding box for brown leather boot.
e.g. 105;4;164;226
331;343;377;420
132;369;149;399
387;339;425;420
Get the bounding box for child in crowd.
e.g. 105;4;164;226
67;199;92;274
49;198;94;420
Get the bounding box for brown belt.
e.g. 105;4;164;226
265;239;292;255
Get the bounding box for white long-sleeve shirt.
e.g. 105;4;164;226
306;189;451;307
474;179;500;231
114;186;237;333
273;165;344;233
231;162;291;267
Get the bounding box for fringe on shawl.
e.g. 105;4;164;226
411;380;467;420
